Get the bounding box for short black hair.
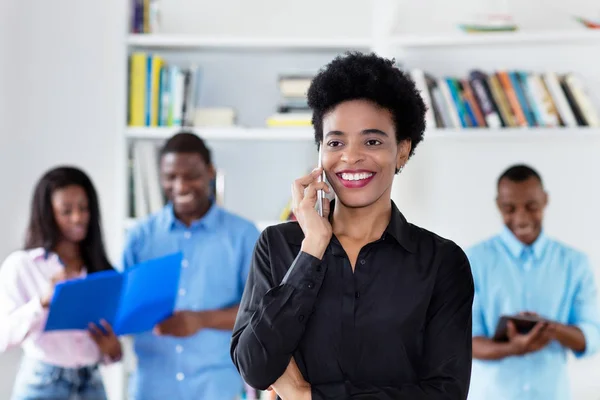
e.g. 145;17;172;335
24;166;113;274
498;164;543;187
307;51;426;158
160;131;212;165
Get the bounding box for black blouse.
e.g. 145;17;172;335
231;201;474;399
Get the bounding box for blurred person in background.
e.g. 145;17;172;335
467;164;600;400
122;132;260;400
0;166;122;400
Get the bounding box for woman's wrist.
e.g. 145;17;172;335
301;237;327;260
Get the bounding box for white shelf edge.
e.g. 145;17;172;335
125;126;315;141
125;126;600;141
387;30;600;48
425;127;600;139
127;34;372;50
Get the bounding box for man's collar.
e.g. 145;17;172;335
163;201;221;231
499;225;548;260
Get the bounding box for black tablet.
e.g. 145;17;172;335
492;314;544;342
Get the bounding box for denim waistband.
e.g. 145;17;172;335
20;357;100;385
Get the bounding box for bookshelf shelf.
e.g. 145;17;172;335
125;127;315;141
127;34;372;51
126;126;600;142
426;127;600;139
387;30;600;48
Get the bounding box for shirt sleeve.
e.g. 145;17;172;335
569;254;600;358
311;244;475;400
238;223;261;299
466;248;487;337
121;226;141;272
0;252;47;352
230;228;327;390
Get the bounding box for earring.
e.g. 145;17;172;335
397;165;404;173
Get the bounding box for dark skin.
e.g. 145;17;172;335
271;99;412;399
45;185;122;360
154;152;239;337
473;177;586;360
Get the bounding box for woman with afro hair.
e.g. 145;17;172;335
231;52;474;400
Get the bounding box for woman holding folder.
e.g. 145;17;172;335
231;53;474;399
0;166;122;400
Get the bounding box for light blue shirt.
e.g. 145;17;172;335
466;226;600;400
121;203;260;400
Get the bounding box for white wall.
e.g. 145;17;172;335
0;0;127;398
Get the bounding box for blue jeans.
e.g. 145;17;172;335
11;357;107;400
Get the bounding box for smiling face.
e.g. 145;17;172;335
321;99;411;209
51;185;90;244
496;177;548;245
160;152;215;223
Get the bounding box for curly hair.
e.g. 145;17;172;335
307;51;426;158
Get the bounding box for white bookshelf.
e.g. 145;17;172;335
127;33;372;50
119;2;600;399
125;126;314;141
127;126;600;142
386;29;600;48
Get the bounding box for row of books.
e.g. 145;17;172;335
267;75;313;127
127;53;238;128
127;53;201;127
129;0;159;34
411;69;600;129
237;386;277;400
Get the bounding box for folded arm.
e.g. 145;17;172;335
230;229;327;390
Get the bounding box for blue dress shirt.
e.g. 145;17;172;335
121;203;260;400
466;226;600;400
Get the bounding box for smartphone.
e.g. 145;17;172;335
317;144;324;217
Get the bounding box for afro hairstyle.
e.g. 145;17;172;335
307;51;427;158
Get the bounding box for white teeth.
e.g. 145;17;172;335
175;194;194;203
340;172;373;181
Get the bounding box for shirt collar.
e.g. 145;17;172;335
499;225;548;261
163;201;222;231
287;199;416;253
384;201;417;253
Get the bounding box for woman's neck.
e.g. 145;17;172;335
332;196;392;242
53;240;84;273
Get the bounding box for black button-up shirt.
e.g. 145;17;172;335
231;201;474;399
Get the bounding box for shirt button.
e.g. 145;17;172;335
298;315;305;322
176;372;185;381
175;345;183;353
360;259;365;265
181;259;189;268
355;291;360;299
179;288;186;296
183;231;191;239
307;282;314;289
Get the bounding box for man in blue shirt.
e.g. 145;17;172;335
122;132;261;400
467;164;600;400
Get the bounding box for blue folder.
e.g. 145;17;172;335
44;252;183;336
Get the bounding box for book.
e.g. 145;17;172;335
44;253;183;336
